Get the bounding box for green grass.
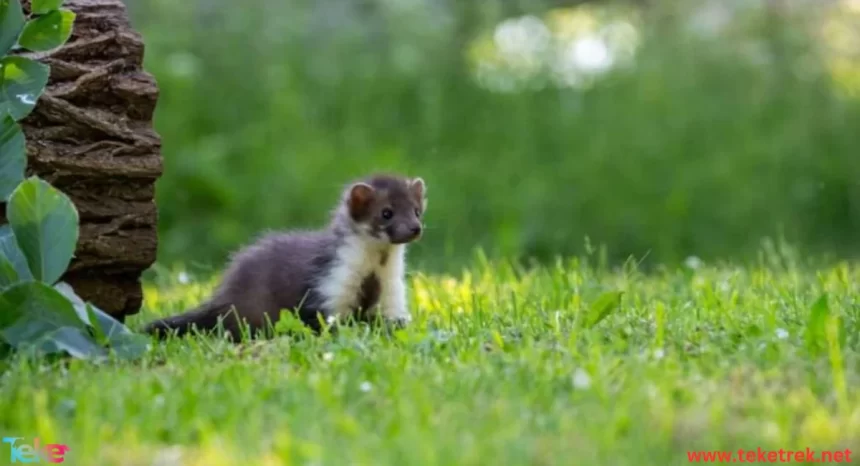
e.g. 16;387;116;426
1;251;859;465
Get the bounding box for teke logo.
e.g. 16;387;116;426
2;437;69;463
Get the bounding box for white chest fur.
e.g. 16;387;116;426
316;234;409;321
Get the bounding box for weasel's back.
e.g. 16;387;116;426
145;231;337;339
212;231;337;328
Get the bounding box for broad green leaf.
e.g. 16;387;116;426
0;281;85;346
31;0;63;15
7;176;79;284
0;0;25;55
55;281;149;359
55;281;126;337
86;302;134;339
0;114;25;199
0;224;31;280
86;301;150;360
0;56;50;121
585;291;623;328
0;255;18;288
52;281;91;325
26;326;106;359
0;282;106;360
17;9;75;52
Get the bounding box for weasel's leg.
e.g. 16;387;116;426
376;246;413;328
379;276;412;327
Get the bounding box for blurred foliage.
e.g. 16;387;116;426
124;0;860;272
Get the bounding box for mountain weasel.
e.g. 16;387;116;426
143;173;426;340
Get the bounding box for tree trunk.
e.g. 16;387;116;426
0;0;163;321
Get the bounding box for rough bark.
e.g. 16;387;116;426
0;0;162;320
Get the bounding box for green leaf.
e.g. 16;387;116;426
55;281;123;337
0;0;25;56
31;0;63;15
0;255;18;288
0;281;85;342
0;56;50;121
87;302;150;359
0;282;107;360
585;291;623;328
25;326;106;359
52;281;91;325
0;114;25;199
17;9;74;52
55;281;149;359
87;303;132;339
0;224;32;280
7;176;79;284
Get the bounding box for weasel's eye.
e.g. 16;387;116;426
381;208;393;219
414;208;421;217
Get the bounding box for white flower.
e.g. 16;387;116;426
685;256;703;270
775;328;789;340
572;368;592;390
359;381;373;392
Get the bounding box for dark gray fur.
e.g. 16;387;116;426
142;173;425;340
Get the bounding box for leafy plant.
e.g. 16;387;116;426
0;0;149;361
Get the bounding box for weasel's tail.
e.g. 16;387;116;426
142;301;234;339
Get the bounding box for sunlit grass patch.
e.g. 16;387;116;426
1;254;858;465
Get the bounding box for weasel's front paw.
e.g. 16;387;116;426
385;314;412;331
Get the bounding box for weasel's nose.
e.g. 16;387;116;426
411;225;422;236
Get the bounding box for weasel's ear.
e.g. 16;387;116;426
409;177;425;200
347;182;375;219
409;177;427;211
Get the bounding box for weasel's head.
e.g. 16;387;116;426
341;174;427;245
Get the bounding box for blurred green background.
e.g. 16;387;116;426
124;0;860;273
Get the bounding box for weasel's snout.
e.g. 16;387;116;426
388;223;422;244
